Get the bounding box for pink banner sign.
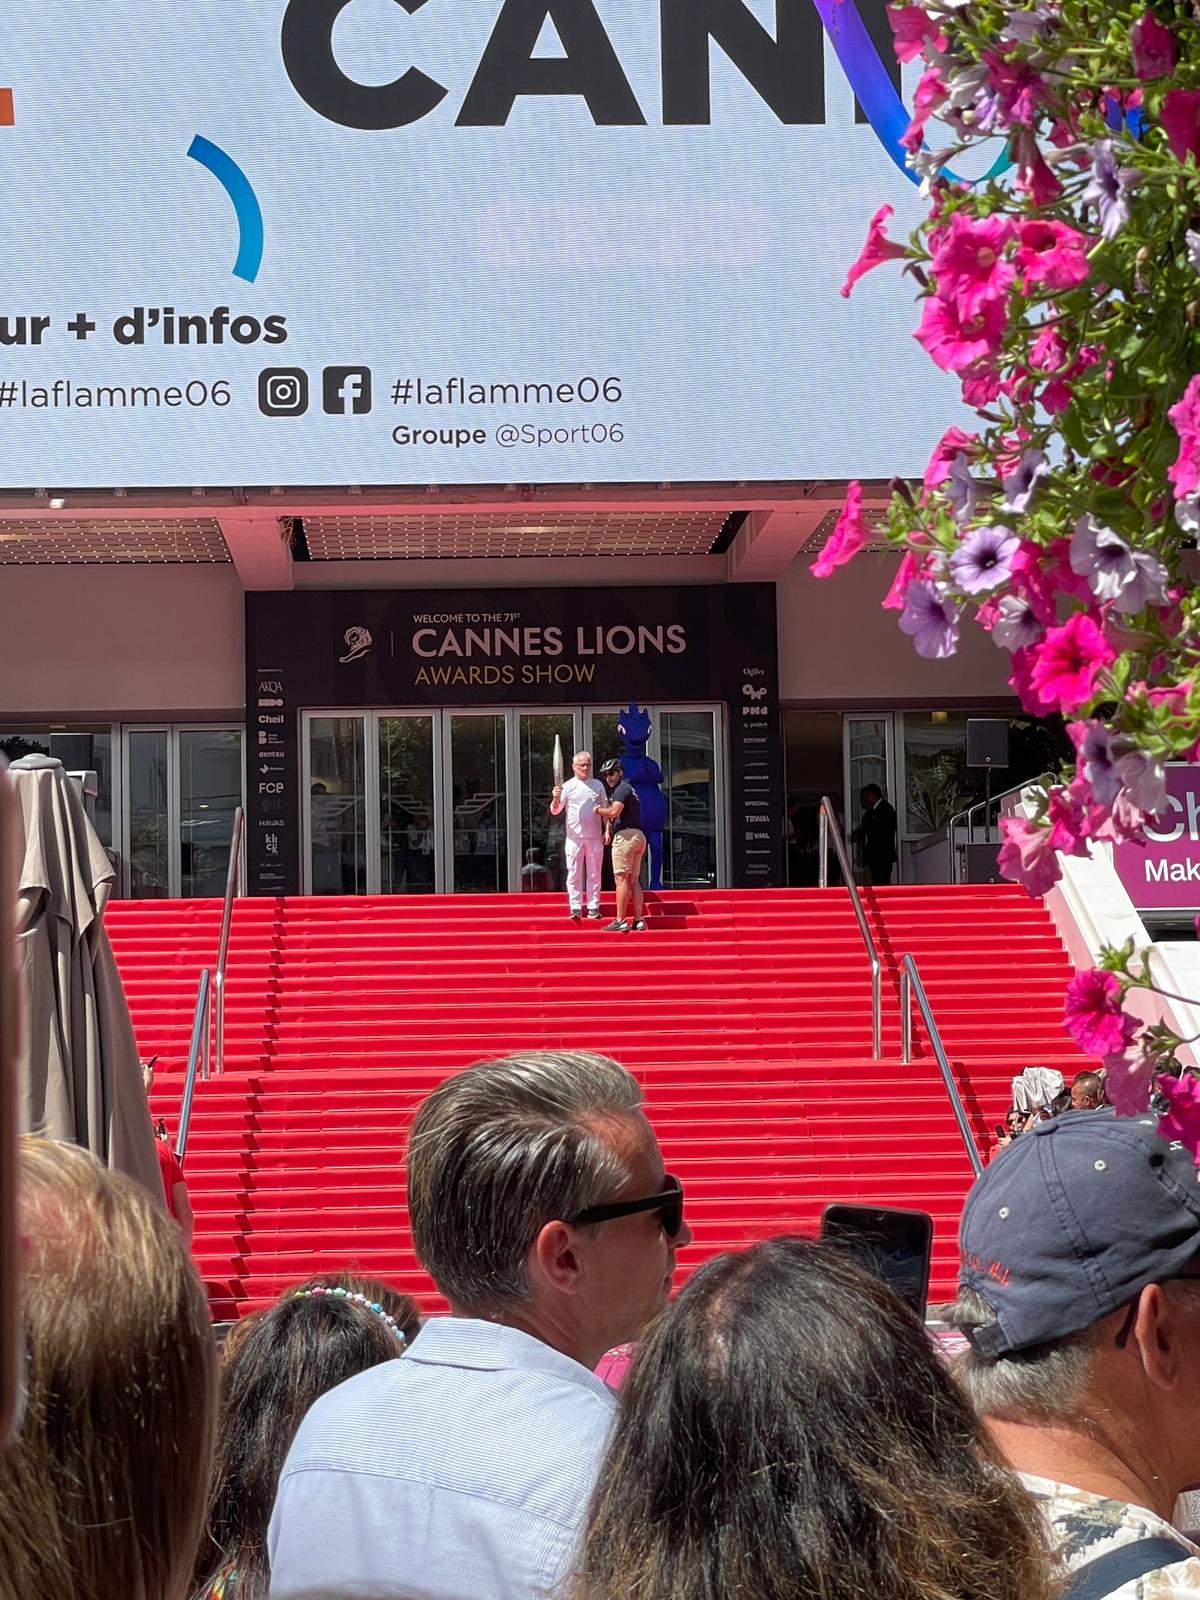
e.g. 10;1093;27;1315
1113;765;1200;914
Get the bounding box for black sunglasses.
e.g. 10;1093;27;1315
568;1173;685;1240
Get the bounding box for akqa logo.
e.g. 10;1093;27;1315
323;365;373;415
339;625;374;663
259;367;309;417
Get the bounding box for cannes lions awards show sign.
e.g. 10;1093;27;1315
245;583;781;893
1;0;961;487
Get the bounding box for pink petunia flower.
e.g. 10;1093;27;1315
1157;1075;1200;1163
841;204;909;298
962;366;1003;406
1130;11;1177;79
1089;788;1152;845
923;426;978;490
1063;969;1138;1057
1009;540;1066;619
1167;374;1200;498
1028;611;1116;713
997;813;1062;897
1103;1047;1155;1117
1161;88;1200;165
811;482;868;578
881;550;919;612
1030;325;1068;372
1010;126;1063;206
1044;784;1092;856
931;212;1015;317
887;4;947;62
915;294;1008;373
902;65;947;152
1016;219;1092;291
982;50;1047;125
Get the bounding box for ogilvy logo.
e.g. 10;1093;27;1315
280;0;923;178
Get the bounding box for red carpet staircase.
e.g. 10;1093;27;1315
107;887;1088;1318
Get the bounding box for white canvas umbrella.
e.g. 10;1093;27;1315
9;755;160;1201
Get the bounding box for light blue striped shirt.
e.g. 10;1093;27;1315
267;1316;617;1600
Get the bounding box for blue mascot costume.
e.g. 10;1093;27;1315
616;703;667;890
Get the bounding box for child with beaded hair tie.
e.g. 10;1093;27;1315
193;1274;420;1600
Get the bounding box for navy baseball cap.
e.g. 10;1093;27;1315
958;1108;1200;1355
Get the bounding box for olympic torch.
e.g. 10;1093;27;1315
553;734;565;790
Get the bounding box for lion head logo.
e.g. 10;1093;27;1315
338;625;373;664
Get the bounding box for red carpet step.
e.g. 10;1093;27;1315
108;887;1087;1319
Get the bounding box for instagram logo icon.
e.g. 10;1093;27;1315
258;368;309;417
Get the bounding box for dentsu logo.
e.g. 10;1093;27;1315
281;0;900;135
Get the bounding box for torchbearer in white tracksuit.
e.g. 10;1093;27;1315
550;750;605;921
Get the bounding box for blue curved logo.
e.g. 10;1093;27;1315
187;135;265;283
813;0;1012;185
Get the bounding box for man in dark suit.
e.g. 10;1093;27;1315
851;783;897;885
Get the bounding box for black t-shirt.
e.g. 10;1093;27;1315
607;780;641;834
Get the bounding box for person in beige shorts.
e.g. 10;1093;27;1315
596;759;647;933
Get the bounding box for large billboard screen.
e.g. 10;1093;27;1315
1;1;961;487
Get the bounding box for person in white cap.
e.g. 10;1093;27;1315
551;750;605;921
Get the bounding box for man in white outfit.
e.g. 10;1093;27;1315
551;750;605;921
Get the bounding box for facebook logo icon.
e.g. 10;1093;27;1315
322;366;373;415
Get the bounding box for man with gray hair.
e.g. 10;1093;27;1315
550;750;605;921
952;1109;1200;1598
268;1049;691;1600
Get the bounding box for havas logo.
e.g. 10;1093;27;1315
281;0;901;137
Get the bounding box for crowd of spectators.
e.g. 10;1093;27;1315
4;1049;1200;1600
993;1067;1108;1155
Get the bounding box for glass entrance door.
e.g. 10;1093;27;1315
445;714;508;893
302;704;728;894
659;710;720;887
379;715;437;895
179;728;244;896
121;724;245;898
843;714;899;882
517;712;577;894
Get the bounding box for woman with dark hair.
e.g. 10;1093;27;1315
570;1237;1058;1600
193;1274;420;1600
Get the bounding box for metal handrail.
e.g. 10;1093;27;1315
176;967;211;1161
214;806;245;1076
900;954;983;1178
818;796;882;1059
949;773;1054;883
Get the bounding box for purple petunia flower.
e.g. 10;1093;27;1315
1115;749;1168;817
990;593;1044;650
1001;447;1048;513
1081;140;1140;241
1003;2;1058;43
1076;721;1120;807
945;452;983;521
949;525;1019;594
1069;516;1168;612
899;579;960;658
